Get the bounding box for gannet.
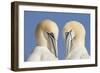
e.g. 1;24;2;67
27;19;59;61
63;21;90;59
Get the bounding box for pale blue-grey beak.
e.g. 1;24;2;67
47;32;58;58
65;30;72;57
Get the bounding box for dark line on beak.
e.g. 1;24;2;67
65;30;72;55
65;32;70;40
47;32;57;57
49;35;57;57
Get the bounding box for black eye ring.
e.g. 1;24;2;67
50;33;55;39
65;32;69;39
69;29;72;32
46;32;55;39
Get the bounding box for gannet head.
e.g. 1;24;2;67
63;21;86;55
35;19;59;57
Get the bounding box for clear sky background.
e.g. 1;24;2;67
24;11;90;61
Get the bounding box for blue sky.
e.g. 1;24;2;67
24;11;90;61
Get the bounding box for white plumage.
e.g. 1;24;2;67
27;19;59;61
27;46;58;61
63;21;90;59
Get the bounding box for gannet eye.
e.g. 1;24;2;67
50;32;55;39
69;29;72;32
47;32;55;39
65;29;73;39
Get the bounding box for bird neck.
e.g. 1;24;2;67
71;37;85;51
35;29;55;55
36;30;48;48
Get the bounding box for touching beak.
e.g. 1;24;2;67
65;31;72;56
47;32;58;58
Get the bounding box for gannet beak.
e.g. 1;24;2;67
65;30;72;56
47;32;58;57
